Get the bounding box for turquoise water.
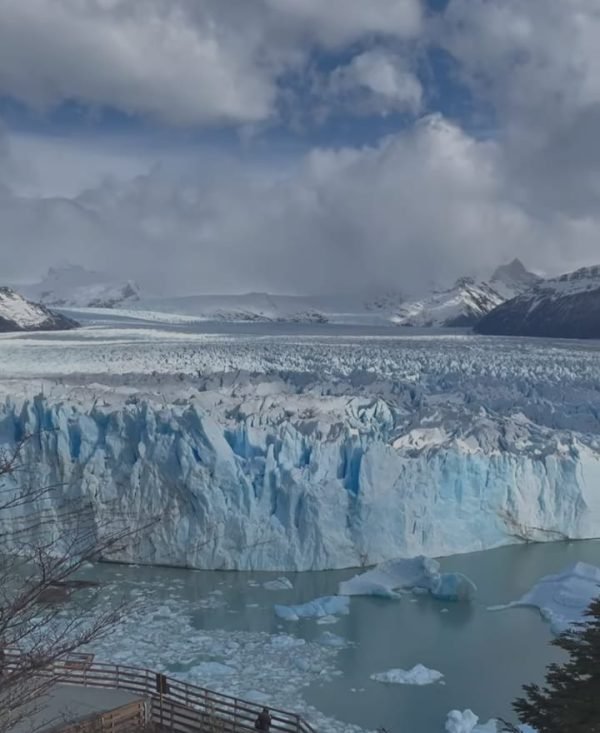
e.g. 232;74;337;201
86;541;600;732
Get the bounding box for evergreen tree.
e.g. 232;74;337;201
512;595;600;732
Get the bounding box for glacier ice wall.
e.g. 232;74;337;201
1;390;599;571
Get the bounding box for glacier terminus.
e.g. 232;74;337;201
1;315;599;571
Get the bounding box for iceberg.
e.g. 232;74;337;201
431;573;477;602
339;557;477;602
502;561;600;633
316;632;347;648
445;710;497;733
274;596;350;621
264;577;294;591
371;664;443;685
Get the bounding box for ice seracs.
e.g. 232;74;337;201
1;321;600;571
0;287;78;332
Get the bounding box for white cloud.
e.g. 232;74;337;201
265;0;422;47
441;0;600;126
0;0;422;127
2;116;596;295
439;0;600;217
2;1;600;293
327;50;422;116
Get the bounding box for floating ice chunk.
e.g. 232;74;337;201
445;710;497;733
339;556;477;603
274;596;350;621
431;573;478;602
339;556;440;598
316;615;340;625
269;634;306;649
316;632;347;648
371;664;443;686
264;577;294;591
504;562;600;634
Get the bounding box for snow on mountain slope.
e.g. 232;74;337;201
392;260;539;328
24;265;140;308
391;278;504;327
489;258;542;299
1;323;600;570
476;265;600;338
130;291;407;325
0;287;78;332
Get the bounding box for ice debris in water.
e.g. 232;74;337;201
263;577;294;591
274;596;350;621
339;556;477;602
371;664;444;686
498;561;600;634
80;591;365;733
445;710;497;733
316;632;347;648
446;710;536;733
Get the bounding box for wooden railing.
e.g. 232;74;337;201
46;699;148;733
5;652;316;733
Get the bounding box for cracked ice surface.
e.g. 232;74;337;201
1;324;600;570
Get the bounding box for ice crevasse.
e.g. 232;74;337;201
0;394;599;571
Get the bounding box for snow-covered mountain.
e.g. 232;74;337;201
391;277;503;327
476;264;600;339
23;265;140;308
131;292;401;325
0;287;78;332
391;259;539;328
489;257;542;298
118;262;536;328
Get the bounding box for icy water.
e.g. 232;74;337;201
80;540;600;733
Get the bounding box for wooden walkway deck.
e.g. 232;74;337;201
6;652;316;733
9;684;144;733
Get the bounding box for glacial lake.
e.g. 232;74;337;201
81;540;600;733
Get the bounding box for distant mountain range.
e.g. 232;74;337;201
0;287;78;332
21;265;140;309
8;259;600;339
117;259;538;327
390;259;541;327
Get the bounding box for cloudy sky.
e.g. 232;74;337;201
1;0;599;295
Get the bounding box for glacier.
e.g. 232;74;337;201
1;321;600;571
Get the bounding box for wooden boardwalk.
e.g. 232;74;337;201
6;652;316;733
9;684;144;733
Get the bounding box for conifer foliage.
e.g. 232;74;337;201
512;595;600;732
